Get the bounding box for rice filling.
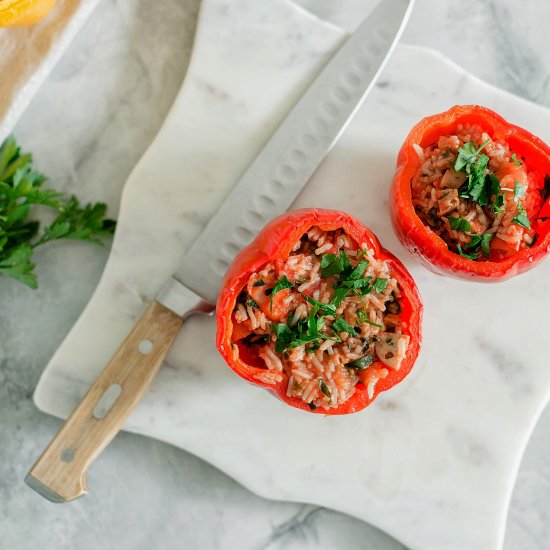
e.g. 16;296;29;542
231;227;409;411
410;124;542;260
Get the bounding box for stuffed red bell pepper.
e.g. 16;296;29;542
216;208;422;414
391;105;550;281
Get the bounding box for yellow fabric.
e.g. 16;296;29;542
0;0;57;26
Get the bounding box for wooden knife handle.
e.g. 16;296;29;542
25;301;183;502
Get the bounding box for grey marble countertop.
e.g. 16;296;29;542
2;1;550;549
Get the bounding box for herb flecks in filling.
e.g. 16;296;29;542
231;227;410;411
411;124;543;260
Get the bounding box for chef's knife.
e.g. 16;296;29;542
26;0;414;502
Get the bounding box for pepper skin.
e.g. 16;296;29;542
216;208;423;414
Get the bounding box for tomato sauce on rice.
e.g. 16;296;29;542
411;124;542;260
230;226;409;411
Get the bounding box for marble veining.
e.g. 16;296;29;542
2;1;550;550
28;1;550;549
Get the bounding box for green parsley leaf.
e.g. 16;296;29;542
511;153;522;166
363;319;383;329
247;297;259;309
456;243;478;260
347;259;369;281
464;235;482;249
331;285;351;307
304;294;336;316
512;209;531;229
454;141;479;172
463;233;493;258
332;317;356;335
320;251;350;278
346;355;374;370
372;277;388;293
270;275;294;311
492;192;505;214
513;182;526;202
448;217;471;232
480;233;493;257
488;173;501;196
318;379;331;400
455;139;497;206
0;135;115;288
271;323;294;353
454;139;490;172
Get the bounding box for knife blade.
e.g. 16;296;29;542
26;0;414;502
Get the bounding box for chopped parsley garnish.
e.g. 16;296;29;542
492;192;505;214
454;139;490;172
270;275;294;311
455;140;500;207
513;182;526;202
247;297;259;309
267;248;391;353
460;233;493;259
270;300;340;354
372;277;388;293
457;243;479;260
320;255;373;306
448;216;471;232
304;294;336;315
271;323;294;353
464;235;481;249
320;251;350;277
512;207;531;229
332;317;356;335
318;379;331;400
480;233;493;257
511;153;522;166
346;355;374;370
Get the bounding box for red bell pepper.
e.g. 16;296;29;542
216;208;423;414
390;105;550;281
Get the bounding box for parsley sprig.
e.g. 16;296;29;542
268;250;389;353
512;203;531;229
454;139;499;206
271;302;339;354
453;140;508;213
0;136;116;288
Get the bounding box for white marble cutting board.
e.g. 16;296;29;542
33;1;550;549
